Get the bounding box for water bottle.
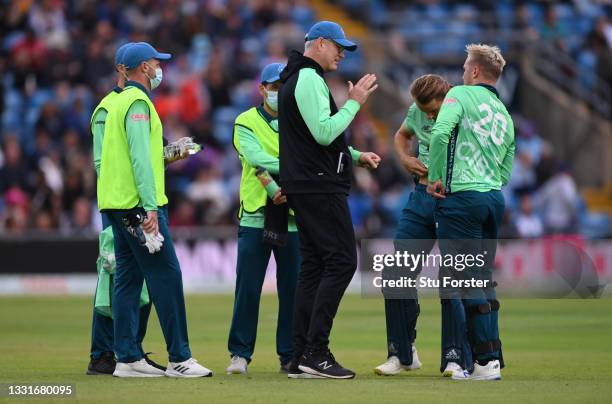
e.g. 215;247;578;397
163;137;202;161
186;142;201;155
255;166;280;198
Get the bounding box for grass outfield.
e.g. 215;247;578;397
1;295;611;403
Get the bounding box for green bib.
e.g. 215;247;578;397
233;107;281;218
97;86;168;210
90;90;120;129
94;226;149;318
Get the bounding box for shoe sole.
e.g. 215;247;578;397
288;372;325;379
452;374;501;381
86;369;113;376
165;370;213;378
467;374;502;381
374;367;400;376
113;370;165;378
374;364;421;376
226;370;247;375
298;365;355;379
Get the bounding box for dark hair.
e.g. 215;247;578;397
409;74;452;105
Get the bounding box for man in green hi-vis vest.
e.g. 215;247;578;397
226;63;301;376
427;44;515;381
87;42;161;376
98;42;212;378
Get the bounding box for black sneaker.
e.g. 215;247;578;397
143;352;166;372
298;350;355;379
86;351;116;375
287;359;324;379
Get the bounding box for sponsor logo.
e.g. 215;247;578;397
444;98;457;104
318;361;333;370
130;113;149;122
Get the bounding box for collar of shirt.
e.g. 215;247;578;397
476;83;500;99
112;85;122;94
257;105;276;124
125;80;151;99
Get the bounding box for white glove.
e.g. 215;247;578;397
100;252;116;274
144;230;165;254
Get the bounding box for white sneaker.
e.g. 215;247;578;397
166;358;213;378
374;347;421;375
452;360;501;381
407;346;422;370
374;356;402;375
113;359;166;377
443;362;464;378
226;356;248;374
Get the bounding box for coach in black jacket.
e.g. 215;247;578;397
278;21;380;379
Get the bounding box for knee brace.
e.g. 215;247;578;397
467;299;503;366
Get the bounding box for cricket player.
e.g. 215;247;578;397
98;42;212;377
226;63;301;374
427;44;515;381
88;43;195;376
278;21;380;379
375;74;471;377
87;42;163;375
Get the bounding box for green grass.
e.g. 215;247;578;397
1;295;611;403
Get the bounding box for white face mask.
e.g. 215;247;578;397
145;63;163;90
266;90;278;111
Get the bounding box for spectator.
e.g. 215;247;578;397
0;136;30;194
10;28;49;91
539;4;569;52
28;0;69;50
534;165;580;234
186;166;231;225
63;196;94;235
515;195;544;238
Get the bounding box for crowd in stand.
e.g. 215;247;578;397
0;0;609;238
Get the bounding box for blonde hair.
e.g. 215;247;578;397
465;43;506;80
410;74;452;105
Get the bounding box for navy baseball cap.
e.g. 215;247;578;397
260;63;285;84
122;42;172;69
114;42;133;66
305;21;357;52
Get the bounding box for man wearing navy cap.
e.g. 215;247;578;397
226;63;301;375
278;21;380;379
98;42;212;378
87;42;164;376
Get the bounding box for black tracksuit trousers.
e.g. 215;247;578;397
288;193;357;360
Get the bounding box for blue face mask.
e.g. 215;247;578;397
145;63;163;90
266;90;278;111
